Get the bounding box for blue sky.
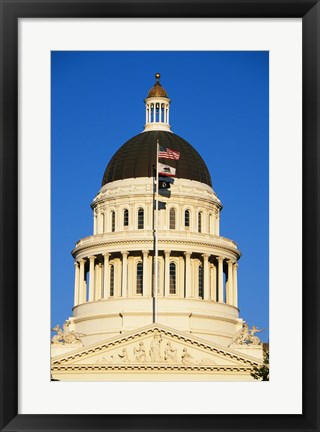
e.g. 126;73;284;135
51;51;269;342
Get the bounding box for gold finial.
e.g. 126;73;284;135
155;72;161;82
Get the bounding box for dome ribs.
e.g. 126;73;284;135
102;131;212;187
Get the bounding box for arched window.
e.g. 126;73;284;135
123;209;129;227
169;262;176;294
170;208;176;230
111;211;115;232
198;265;204;298
198;212;202;233
110;265;114;297
138;208;144;230
136;262;143;294
185;209;190;228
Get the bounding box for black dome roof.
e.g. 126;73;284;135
102;131;212;187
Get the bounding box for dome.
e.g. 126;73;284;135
102;130;212;187
146;72;169;98
147;83;168;98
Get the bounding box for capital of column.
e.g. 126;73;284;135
103;252;110;259
164;250;171;258
79;258;86;264
217;256;225;263
89;255;96;262
202;253;209;260
233;262;239;269
184;251;191;258
74;261;79;268
227;259;234;266
122;251;129;257
142;250;149;258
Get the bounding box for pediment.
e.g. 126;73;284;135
52;324;262;373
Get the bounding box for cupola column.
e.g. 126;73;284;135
73;261;80;306
233;262;238;308
88;256;96;302
217;256;224;303
227;260;234;305
210;263;217;301
79;259;86;303
184;252;192;298
103;253;110;299
202;254;210;300
121;251;129;297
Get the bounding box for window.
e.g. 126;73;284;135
111;211;115;232
185;210;190;227
136;262;143;294
110;265;114;296
198;265;204;298
169;262;176;294
170;208;176;230
198;212;202;233
124;209;129;227
138;208;144;230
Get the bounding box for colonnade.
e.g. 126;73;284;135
145;101;170;125
73;251;238;308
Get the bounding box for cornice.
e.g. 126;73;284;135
52;364;254;373
72;237;241;259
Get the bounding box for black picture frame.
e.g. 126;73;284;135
0;1;319;431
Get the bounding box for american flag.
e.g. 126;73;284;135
159;146;180;160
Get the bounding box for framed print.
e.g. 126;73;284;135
0;1;319;431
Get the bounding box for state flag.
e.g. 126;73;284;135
158;162;176;177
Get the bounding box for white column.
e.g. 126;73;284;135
202;254;210;300
93;210;97;235
142;250;149;297
164;250;170;297
95;263;102;300
217;256;224;303
179;256;185;298
103;253;110;299
146;104;148;124
167;104;170;124
73;261;80;306
88;256;96;302
184;252;191;298
122;251;128;297
233;262;238;308
148;254;153;297
215;212;220;236
159;103;162;122
79;259;86;303
211;263;217;301
227;260;234;305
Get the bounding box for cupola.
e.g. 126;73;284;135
143;73;171;132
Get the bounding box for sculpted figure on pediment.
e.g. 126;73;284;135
51;321;84;345
134;341;147;363
149;331;162;362
247;325;264;345
181;348;194;365
229;323;264;346
164;341;177;362
118;348;130;363
229;323;249;346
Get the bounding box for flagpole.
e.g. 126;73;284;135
154;139;159;323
